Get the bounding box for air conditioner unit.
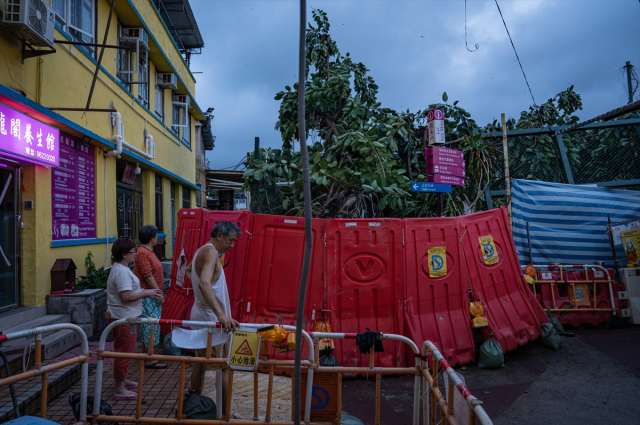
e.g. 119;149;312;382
157;73;178;90
1;0;55;49
120;27;149;50
173;94;190;108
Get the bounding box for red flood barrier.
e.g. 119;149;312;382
325;219;405;369
161;209;203;334
240;214;325;365
460;207;546;352
403;217;475;367
201;210;253;319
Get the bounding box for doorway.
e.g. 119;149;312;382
0;164;19;311
116;161;144;243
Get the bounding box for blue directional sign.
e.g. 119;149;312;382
410;182;452;193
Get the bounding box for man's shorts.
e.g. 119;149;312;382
195;341;229;371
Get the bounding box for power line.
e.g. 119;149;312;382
465;0;478;52
494;0;537;107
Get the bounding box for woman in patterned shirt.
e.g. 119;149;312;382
134;225;167;369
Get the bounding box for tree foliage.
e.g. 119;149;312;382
243;9;635;218
244;10;495;218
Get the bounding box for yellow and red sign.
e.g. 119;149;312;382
228;328;260;371
427;246;447;278
479;235;499;265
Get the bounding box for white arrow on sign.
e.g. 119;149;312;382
412;183;418;190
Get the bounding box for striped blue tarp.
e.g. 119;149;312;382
511;179;640;267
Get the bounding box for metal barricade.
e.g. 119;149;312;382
93;319;493;425
93;319;316;424
524;264;617;313
0;323;91;422
422;341;492;425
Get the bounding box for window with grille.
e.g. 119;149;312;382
52;0;95;56
155;175;163;231
182;187;191;209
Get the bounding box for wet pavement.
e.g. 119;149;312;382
341;325;640;424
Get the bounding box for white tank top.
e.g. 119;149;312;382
189;243;232;325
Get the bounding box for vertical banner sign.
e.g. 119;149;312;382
427;109;445;145
479;235;499;265
0;102;59;166
51;133;96;240
427;246;447;278
228;327;260;371
621;229;640;264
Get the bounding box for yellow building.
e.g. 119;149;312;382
0;0;211;311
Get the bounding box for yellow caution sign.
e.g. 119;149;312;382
228;328;260;371
428;247;447;278
479;235;499;265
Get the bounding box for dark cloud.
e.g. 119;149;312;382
189;0;640;169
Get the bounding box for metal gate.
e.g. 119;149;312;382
116;185;144;242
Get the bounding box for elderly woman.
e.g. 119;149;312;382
134;225;167;368
107;238;163;400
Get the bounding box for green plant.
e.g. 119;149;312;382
76;251;111;290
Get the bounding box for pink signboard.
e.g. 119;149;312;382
426;174;465;187
0;102;59;166
426;146;464;159
427;163;465;178
51;133;96;240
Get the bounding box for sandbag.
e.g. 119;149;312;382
539;322;562;351
181;389;217;420
163;333;182;356
546;309;564;332
69;392;118;425
477;335;504;369
319;348;339;367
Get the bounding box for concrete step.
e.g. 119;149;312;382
2;315;71;348
41;323;93;360
0;360;83;422
0;306;47;334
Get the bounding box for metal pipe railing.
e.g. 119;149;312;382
92;320;492;425
422;341;493;425
522;264;617;313
0;323;90;421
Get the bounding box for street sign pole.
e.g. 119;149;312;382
437;193;444;216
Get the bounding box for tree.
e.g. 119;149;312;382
243;9;495;218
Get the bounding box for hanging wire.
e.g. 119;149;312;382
465;0;479;52
494;0;537;107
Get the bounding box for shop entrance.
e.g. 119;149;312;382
0;164;19;311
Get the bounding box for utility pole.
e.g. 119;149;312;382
625;61;634;104
254;137;260;159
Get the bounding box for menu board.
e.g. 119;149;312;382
51;133;96;240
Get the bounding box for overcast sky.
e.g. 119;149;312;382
189;0;640;170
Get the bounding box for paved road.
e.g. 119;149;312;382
341;326;640;424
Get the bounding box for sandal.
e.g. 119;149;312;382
114;391;137;401
125;381;138;390
145;361;168;369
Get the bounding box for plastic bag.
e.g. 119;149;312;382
182;389;217;419
477;334;504;369
319;348;339;367
69;392;119;425
163;333;182;356
539;322;562;351
546;309;564;333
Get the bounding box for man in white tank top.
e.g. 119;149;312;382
186;221;241;412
